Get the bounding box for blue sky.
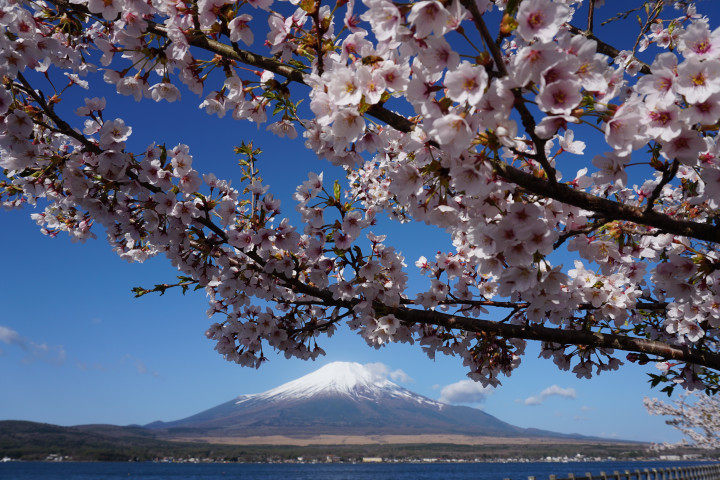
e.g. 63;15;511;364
3;1;716;445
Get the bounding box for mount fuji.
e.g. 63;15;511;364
146;362;583;440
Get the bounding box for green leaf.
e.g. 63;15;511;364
131;287;148;298
299;0;316;13
506;0;522;16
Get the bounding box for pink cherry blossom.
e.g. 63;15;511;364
444;61;488;106
537;80;582;115
516;0;570;44
676;58;720;104
229;14;254;46
407;1;450;38
679;20;720;60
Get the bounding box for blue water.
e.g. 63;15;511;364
0;461;709;480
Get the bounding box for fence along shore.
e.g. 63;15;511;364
516;464;720;480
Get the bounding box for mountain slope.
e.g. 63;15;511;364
146;362;582;439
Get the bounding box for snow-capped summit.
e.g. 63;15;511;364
235;361;439;407
146;362;582;441
253;361;394;399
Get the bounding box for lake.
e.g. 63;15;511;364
0;460;710;480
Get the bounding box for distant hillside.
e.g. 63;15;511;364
0;420;186;461
0;420;650;462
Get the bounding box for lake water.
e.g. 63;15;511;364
0;461;709;480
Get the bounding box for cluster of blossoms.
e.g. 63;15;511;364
2;0;720;391
645;391;720;449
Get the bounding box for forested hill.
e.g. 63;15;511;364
0;420;650;462
0;420;225;461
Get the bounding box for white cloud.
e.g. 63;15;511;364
122;355;161;378
0;325;22;345
580;405;595;412
439;379;494;405
523;384;576;406
75;360;106;372
389;369;412;383
0;325;66;364
364;362;413;384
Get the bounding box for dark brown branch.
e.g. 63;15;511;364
458;0;507;77
645;159;679;214
390;306;720;371
631;1;663;58
145;23;307;84
566;24;652;75
17;73;169;197
490;160;720;244
399;298;668;311
16;73;101;155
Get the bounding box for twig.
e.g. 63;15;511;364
566;24;652;74
587;0;596;34
553;218;610;249
644;159;679;214
16;73;101;155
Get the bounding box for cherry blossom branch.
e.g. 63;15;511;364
399;298;669;311
645;393;720;449
489;160;720;244
15;73;171;200
458;0;507;77
631;1;663;58
145;23;307;84
29;3;720;248
388;306;720;371
59;1;712;250
15;73;101;155
19;0;720;387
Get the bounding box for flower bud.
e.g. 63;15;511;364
499;13;518;37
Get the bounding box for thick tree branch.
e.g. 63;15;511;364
399;298;668;311
489;161;720;244
389;306;720;371
145;23;307;84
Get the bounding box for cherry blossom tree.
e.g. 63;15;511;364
645;392;720;449
3;0;720;393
